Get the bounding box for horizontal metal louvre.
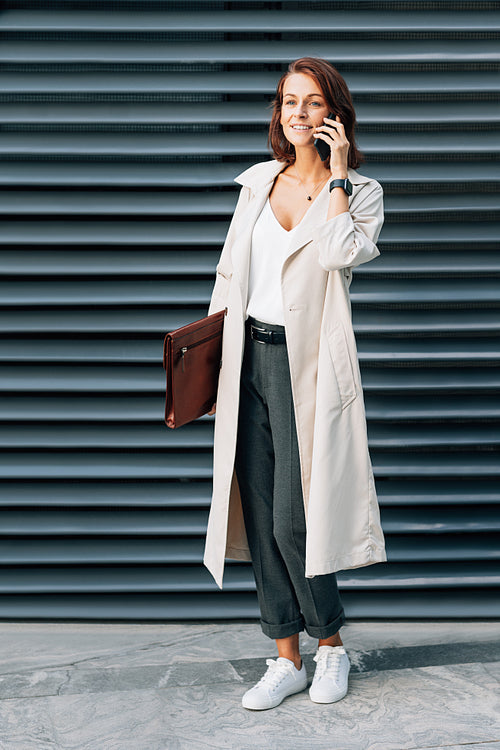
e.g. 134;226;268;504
0;0;498;620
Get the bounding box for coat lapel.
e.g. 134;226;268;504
230;160;285;303
230;160;372;301
229;188;271;305
284;183;330;261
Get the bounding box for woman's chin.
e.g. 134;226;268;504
285;135;315;149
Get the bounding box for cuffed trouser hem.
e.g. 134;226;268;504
260;615;305;640
303;608;346;640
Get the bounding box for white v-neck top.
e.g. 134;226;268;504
246;197;304;325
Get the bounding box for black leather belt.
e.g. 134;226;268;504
248;321;286;345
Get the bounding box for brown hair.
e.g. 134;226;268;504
267;57;364;170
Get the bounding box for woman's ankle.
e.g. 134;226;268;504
318;632;343;648
275;633;302;670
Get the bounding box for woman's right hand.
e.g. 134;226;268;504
208;403;216;416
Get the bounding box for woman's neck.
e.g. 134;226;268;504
293;146;330;183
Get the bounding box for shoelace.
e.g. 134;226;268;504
313;647;346;679
256;658;296;690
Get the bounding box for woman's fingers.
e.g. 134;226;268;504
315;120;339;130
208;403;216;416
314;130;332;141
314;128;348;150
314;127;335;139
323;114;345;131
315;123;346;142
322;116;341;128
314;116;350;174
315;116;346;141
317;116;343;132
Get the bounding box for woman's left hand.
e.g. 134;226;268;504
314;115;350;178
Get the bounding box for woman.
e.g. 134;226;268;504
204;57;387;710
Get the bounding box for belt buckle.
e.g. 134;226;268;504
250;324;267;343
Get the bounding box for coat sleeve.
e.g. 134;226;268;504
311;180;384;271
207;185;251;316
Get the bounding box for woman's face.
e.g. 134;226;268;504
280;73;331;149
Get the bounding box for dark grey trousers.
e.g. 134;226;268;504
235;316;346;640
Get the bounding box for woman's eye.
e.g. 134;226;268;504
310;101;321;106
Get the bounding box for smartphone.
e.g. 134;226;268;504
314;111;337;161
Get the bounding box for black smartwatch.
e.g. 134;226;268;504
329;178;352;196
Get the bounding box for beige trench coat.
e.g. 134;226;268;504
203;159;387;589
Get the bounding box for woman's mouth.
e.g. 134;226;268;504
290;125;312;131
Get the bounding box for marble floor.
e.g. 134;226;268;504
0;620;498;750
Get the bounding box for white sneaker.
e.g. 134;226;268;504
309;645;350;704
242;657;308;710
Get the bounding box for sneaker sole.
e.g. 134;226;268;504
309;685;348;704
242;680;308;711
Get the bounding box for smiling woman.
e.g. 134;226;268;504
204;57;386;712
268;57;364;171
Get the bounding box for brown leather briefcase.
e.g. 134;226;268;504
163;308;227;428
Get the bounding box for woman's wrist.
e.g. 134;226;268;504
330;169;348;180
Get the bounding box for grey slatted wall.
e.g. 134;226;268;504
0;0;499;620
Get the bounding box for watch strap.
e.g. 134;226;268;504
329;178;352;196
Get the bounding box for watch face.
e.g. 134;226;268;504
345;179;353;196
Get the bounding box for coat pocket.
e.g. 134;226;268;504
211;266;233;309
216;265;232;281
326;319;357;410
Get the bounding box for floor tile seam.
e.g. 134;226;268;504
0;643;214;676
0;650;164;676
0;659;236;677
0;684;198;703
1;655;498;685
0;630;234;672
161;738;500;750
406;740;500;750
0;667;244;701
